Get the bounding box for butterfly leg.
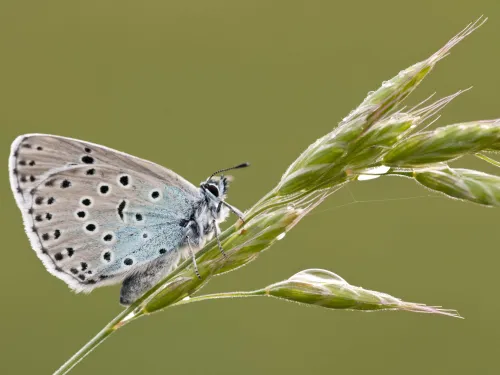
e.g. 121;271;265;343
220;201;245;223
213;219;227;259
187;236;201;280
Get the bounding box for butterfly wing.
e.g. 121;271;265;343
9;135;201;292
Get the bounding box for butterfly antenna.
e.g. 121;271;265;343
209;162;250;180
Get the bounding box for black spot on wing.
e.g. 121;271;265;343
103;252;111;262
117;200;126;221
85;223;96;232
124;258;133;266
81;155;94;164
119;175;129;186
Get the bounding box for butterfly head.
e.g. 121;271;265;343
202;176;229;201
200;162;250;222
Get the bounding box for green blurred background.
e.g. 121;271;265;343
1;1;499;374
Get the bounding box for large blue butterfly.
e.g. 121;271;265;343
9;134;247;304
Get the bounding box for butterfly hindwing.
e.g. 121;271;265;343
9;135;201;292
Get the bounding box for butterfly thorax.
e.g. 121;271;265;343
184;176;230;248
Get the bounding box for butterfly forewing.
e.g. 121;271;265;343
9;135;200;292
9;134;199;207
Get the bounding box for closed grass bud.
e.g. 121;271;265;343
413;167;500;206
264;269;460;317
384;120;500;167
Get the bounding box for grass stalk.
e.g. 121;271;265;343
54;17;495;374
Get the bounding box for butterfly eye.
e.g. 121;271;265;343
205;184;219;198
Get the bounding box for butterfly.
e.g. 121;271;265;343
8;134;248;305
